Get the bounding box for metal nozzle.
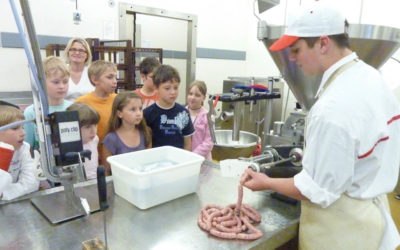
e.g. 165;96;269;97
221;111;234;122
248;162;261;173
288;147;302;167
249;147;303;173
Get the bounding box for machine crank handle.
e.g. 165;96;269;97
97;166;109;211
64;149;92;162
97;165;109;249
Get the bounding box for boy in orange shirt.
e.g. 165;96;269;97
75;60;117;145
135;57;161;108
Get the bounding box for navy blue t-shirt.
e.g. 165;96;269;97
144;103;194;149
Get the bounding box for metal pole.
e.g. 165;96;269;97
18;0;59;182
186;16;197;95
261;77;274;150
0;119;35;131
232;101;242;141
19;0;47;97
359;0;364;24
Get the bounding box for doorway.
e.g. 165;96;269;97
119;3;197;104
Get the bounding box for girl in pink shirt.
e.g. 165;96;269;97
186;80;213;160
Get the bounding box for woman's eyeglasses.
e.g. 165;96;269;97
69;48;87;54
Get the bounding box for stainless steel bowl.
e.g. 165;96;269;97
212;130;260;161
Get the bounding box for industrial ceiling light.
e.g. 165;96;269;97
73;0;81;25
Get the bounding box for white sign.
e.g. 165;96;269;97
59;121;81;143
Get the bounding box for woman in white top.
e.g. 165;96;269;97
64;37;94;101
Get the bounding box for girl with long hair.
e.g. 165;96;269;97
101;92;152;174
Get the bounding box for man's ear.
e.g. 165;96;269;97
319;35;330;54
140;73;146;81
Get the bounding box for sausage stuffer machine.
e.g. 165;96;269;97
8;0;102;224
208;76;304;172
209;77;286;161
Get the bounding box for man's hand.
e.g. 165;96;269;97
241;168;307;201
240;168;270;191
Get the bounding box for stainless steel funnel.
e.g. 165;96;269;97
260;24;400;110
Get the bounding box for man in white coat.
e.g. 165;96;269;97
241;2;400;249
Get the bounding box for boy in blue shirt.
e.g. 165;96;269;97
24;56;72;150
144;65;194;150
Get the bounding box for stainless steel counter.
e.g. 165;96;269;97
0;162;300;250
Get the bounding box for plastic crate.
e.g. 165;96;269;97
107;146;204;209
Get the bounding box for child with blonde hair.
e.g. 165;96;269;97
186;80;213;160
24;56;72;150
101;92;151;174
0;105;39;200
67;102;100;179
75;60;117;145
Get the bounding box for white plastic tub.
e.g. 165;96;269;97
107;146;204;209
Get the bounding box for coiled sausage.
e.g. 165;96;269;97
197;184;263;240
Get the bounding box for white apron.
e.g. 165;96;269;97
300;59;400;250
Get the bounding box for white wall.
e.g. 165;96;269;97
0;0;251;98
0;0;400;108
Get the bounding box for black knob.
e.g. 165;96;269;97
97;166;109;210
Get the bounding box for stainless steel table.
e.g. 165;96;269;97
0;162;300;249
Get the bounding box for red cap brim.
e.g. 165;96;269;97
269;35;299;51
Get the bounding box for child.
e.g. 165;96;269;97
101;92;152;174
67;102;100;180
24;56;72;150
135;57;161;108
0;105;39;200
186;80;213;160
143;65;194;150
75;60;117;145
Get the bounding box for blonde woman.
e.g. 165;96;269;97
64;37;93;101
